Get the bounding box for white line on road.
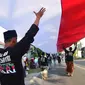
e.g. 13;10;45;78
75;64;85;70
75;59;85;61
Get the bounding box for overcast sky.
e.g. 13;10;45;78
0;0;61;53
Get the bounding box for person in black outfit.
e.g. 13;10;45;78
57;55;61;65
47;53;52;69
38;55;41;68
41;52;48;71
0;7;45;85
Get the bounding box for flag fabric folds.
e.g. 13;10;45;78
57;0;85;51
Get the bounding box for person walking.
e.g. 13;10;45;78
63;43;77;76
57;55;61;65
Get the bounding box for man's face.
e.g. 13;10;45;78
11;37;17;47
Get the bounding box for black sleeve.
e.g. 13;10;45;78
63;47;68;53
10;24;39;60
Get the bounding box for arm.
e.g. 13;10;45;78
34;7;45;26
11;24;38;60
62;46;68;53
11;8;46;59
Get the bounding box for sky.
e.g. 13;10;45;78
0;0;62;53
0;26;6;42
0;0;85;53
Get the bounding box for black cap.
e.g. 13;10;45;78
3;30;17;42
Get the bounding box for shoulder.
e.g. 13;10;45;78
0;48;4;52
0;47;12;55
0;48;5;57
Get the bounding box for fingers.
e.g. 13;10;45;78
74;42;77;45
33;7;46;15
39;7;46;13
33;11;36;15
42;8;46;13
33;7;46;19
40;7;44;12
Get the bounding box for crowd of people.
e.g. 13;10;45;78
38;53;57;71
22;43;77;78
22;52;59;77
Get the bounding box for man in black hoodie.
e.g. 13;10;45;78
0;7;45;85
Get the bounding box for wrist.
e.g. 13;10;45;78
36;17;41;20
34;17;41;26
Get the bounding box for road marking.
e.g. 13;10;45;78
75;64;85;70
75;59;85;61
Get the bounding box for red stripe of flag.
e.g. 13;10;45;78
57;0;85;51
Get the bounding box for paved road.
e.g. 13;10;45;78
0;60;85;85
25;60;85;85
75;59;85;67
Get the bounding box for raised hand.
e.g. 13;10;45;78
74;42;77;46
33;7;46;26
33;7;46;19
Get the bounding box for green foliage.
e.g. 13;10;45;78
29;45;43;58
77;42;82;50
37;48;43;56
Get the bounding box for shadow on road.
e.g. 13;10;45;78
49;64;66;76
37;64;67;84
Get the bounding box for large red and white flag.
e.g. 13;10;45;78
0;0;85;53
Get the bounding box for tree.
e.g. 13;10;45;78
77;42;82;50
